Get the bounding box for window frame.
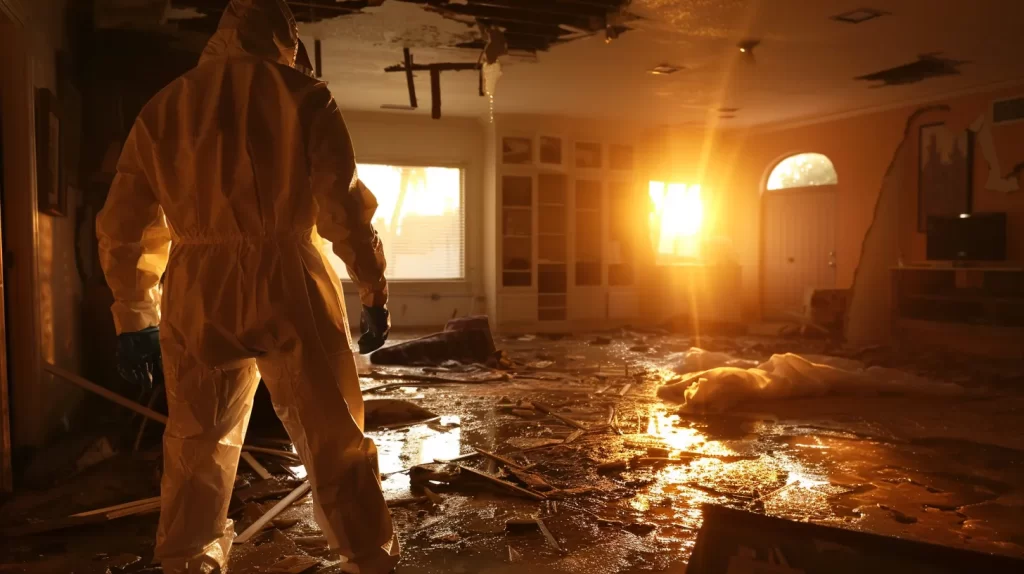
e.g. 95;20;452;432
336;159;468;283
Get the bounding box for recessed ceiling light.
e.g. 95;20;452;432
649;64;682;75
832;8;888;24
737;39;760;55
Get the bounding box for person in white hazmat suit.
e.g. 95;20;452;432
95;0;400;572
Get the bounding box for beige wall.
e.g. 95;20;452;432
1;0;83;447
669;86;1024;320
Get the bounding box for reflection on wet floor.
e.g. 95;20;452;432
353;334;1024;573
1;331;1022;573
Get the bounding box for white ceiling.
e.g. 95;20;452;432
293;0;1024;127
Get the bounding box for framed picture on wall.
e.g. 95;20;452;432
35;87;66;217
918;122;973;231
502;136;532;165
574;142;602;169
539;136;562;165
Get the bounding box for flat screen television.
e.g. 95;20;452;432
926;212;1007;262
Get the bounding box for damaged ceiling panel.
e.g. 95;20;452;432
167;0;636;53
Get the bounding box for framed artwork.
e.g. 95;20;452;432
35;87;66;217
575;142;602;169
918;122;973;231
539;136;562;165
502;136;532;165
609;144;634;170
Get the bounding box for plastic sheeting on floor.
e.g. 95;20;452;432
659;350;965;412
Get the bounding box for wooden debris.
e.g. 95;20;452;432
235;479;302;503
266;555;320;573
475;448;526;471
618;383;632;396
505;518;539;533
45;364;168;424
234;482;311;544
535;518;564;553
508;545;522;563
423;487;444;506
241;452;273;481
510;409;537;418
70;496;162;518
2;496;163;536
533;402;587;430
457;465;546;500
386;496;428;507
596;385;612;395
242;445;302;464
272;517;301;530
597;459;630;473
509;469;555;492
292;535;329;548
563;429;586;444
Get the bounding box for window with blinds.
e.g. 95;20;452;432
322;164;465;281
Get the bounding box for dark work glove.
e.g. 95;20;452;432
358;305;391;354
116;326;162;389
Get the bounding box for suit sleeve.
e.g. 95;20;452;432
307;90;388;308
95;120;171;334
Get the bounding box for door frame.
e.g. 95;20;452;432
1;2;43;492
759;152;840;321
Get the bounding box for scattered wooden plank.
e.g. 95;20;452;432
533;402;587;430
106;500;162;519
618;383;632;397
595;384;612;395
71;496;162;518
241;445;302;464
563;429;585;444
44;364;168;424
386;496;428;507
475;448;526;471
535;518;564;553
241;452;273;481
457;465;546;501
234;482;311;544
2;497;162;537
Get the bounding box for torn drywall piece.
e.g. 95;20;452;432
855;53;967;87
844;105;950;345
970;115;1020;193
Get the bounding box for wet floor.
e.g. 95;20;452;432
1;330;1022;573
356;333;1024;573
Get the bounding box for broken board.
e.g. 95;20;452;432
688;504;1024;573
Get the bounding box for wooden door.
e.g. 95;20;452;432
761;187;838;319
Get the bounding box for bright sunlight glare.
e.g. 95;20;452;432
649;180;704;259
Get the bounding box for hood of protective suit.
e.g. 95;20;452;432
200;0;300;68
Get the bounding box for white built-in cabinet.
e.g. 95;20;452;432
495;133;642;329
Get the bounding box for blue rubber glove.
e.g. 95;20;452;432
358;306;390;354
116;326;162;389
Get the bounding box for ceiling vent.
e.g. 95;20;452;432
992;96;1024;125
832;8;888;24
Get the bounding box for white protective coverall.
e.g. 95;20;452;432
95;0;399;572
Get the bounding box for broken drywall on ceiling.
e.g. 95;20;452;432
970;115;1021;193
165;0;636;54
845;105;950;345
855;53;968;88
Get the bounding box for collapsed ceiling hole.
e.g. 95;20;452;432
855;53;968;87
832;8;888;24
168;0;637;53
